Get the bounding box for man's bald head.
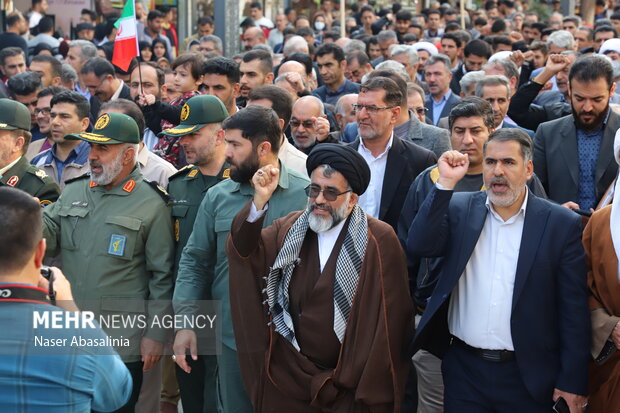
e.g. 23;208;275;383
294;95;324;116
290;96;325;149
243;26;266;50
335;93;358;129
279;60;306;78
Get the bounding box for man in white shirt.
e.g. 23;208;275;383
408;128;590;413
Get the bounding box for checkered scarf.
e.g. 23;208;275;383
266;205;368;350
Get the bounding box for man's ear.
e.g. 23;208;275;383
34;238;46;269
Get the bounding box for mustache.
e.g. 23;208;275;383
489;177;508;186
310;202;333;213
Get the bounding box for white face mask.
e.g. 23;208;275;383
314;21;326;31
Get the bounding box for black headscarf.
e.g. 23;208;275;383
306;144;371;195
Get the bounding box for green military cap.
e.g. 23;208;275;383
160;95;229;137
0;99;31;131
66;112;140;144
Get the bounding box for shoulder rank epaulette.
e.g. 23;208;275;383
168;164;195;181
64;173;91;185
146;180;172;204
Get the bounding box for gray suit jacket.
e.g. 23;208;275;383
403;112;451;158
533;112;620;206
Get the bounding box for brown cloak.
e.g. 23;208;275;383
583;205;620;412
226;201;413;413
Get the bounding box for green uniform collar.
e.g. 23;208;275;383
183;163;231;182
90;166;143;196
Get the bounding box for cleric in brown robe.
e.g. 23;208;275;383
226;144;413;412
584;129;620;413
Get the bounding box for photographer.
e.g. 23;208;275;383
0;187;132;412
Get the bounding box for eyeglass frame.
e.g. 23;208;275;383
352;103;398;114
304;184;352;201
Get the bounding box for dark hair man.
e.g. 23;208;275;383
409;128;589;413
0;47;27;96
238;49;274;108
425;54;462;126
0;12;29;56
31;91;91;188
313;43;360;105
29;55;62;88
172;104;309;413
26;86;67;159
534;55;620;210
8;71;43;140
202;57;240;116
139;9;173;56
450;39;492;95
81;57;131;119
0;187;133;411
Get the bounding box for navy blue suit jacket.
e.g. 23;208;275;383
407;187;590;403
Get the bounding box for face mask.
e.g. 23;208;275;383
315;21;326;31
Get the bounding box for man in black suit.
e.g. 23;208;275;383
80;57;131;121
408;129;590;412
424;54;461;126
349;76;436;231
534;55;620;210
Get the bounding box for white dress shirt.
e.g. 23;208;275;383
248;203;346;272
137;145;177;187
357;134;393;219
448;188;529;351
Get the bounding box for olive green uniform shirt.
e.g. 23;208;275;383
167;163;230;277
0;156;60;206
42;167;174;362
174;162;310;350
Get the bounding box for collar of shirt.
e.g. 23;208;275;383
0;156;21;177
497;120;504;129
326;79;350;96
43;141;90;167
90;166;142;195
111;80;125;101
433;89;452;105
485;186;529;223
317;216;347;272
230;160;291;195
359;132;394;160
137;144;149;168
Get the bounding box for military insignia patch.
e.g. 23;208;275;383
175;219;180;242
7;176;19;186
108;234;126;256
39;200;52;207
187;169;198;178
123;179;136;193
94;113;111;130
89;181;98;188
180;103;190;121
222;168;230;178
35;170;47;178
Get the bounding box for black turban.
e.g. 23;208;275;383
306;144;371;195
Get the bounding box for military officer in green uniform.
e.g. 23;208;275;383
163;95;230;412
42;112;174;413
0;99;59;206
172;105;310;413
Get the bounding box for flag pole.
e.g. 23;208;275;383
136;57;144;96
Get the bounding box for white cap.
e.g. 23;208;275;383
599;38;620;56
488;51;513;62
412;41;439;56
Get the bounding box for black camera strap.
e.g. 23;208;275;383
0;284;53;306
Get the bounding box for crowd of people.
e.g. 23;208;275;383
2;0;620;412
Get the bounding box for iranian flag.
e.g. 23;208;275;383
112;1;139;71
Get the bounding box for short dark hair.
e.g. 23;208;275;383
242;49;273;75
171;53;204;81
578;26;594;41
197;16;214;27
81;56;116;78
396;10;413;21
0;187;42;275
427;9;441;17
7;71;41;97
248;85;293;129
529;40;548;54
202;57;240;84
448;96;495;132
0;47;25;66
464;39;492;59
360;5;374;15
31;55;62;79
250;2;262;10
99;99;145;140
360;76;403;107
323;30;341;42
594;25;618;38
222;105;281;153
315;42;345;62
38;86;69;99
484;128;533;162
51;90;90;120
132;62;165;88
6;11;23;27
491;19;507;33
147;10;165;21
368;69;408;105
492;35;512;49
532;22;547;33
442;32;462;48
37;16;54;33
569;54;615;89
474;17;488;26
81;8;97;21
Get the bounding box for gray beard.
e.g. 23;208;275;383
90;151;124;186
307;194;350;233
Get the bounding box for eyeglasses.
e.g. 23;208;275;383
35;107;51;116
414;107;428;115
290;119;315;128
305;184;351;201
352;104;397;114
